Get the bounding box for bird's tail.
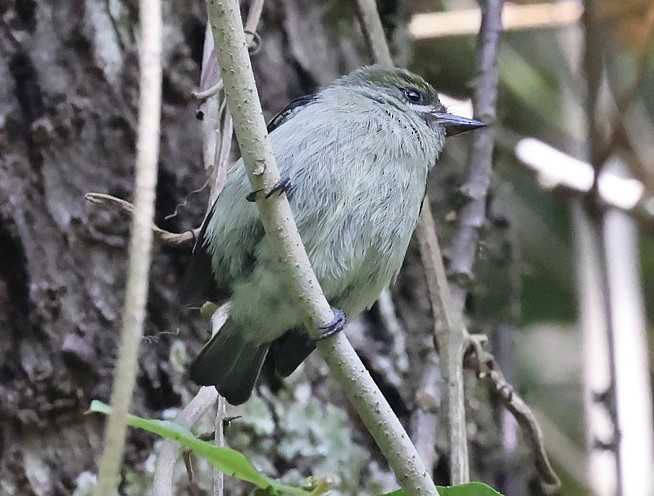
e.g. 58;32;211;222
190;318;269;405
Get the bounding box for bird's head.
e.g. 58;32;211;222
335;65;485;136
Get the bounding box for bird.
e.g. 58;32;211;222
181;65;484;405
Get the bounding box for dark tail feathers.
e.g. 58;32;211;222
190;319;269;405
270;329;316;377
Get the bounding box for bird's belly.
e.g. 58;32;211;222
312;195;420;319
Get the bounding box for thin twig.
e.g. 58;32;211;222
94;0;162;493
468;337;561;491
210;95;233;206
582;0;603;172
442;0;503;483
85;193;198;246
355;0;393;66
197;22;226;208
533;408;588;487
152;303;230;495
210;308;231;496
415;204;470;483
210;306;230;496
486;369;561;491
212;395;227;495
355;0;467;479
204;1;438;494
152;387;219;496
448;0;503;309
193;79;224;100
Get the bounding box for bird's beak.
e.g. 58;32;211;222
432;111;486;136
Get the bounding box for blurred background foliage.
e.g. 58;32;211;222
410;0;654;494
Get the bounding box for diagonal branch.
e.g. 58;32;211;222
355;0;472;484
203;1;439;495
441;0;503;484
468;337;561;491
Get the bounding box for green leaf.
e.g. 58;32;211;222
438;483;504;496
381;482;504;496
89;400;310;496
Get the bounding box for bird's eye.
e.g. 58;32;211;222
404;88;424;104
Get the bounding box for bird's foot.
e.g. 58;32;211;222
245;188;262;202
245;175;293;202
266;175;293;199
316;307;346;341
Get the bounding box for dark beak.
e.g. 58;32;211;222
433;111;486;136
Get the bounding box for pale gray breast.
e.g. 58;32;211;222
278;96;437;314
206;89;440;319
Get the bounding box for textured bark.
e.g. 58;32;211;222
0;1;205;492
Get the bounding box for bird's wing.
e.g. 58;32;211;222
266;94;319;132
179;201;217;304
179;93;319;304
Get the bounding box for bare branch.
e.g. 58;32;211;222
447;0;503;311
582;0;603;172
152;387;219;496
468;337;561;492
422;0;503;484
487;370;561;491
355;0;470;480
355;0;393;67
243;0;265;44
152;303;230;495
210;305;230;496
94;0;162;493
415;203;470;483
85;193;198;246
212;395;227;496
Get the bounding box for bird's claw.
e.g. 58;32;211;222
265;175;293;199
245;175;293;202
316;307;346;341
245;189;262;202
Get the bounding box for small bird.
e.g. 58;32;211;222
182;66;484;405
